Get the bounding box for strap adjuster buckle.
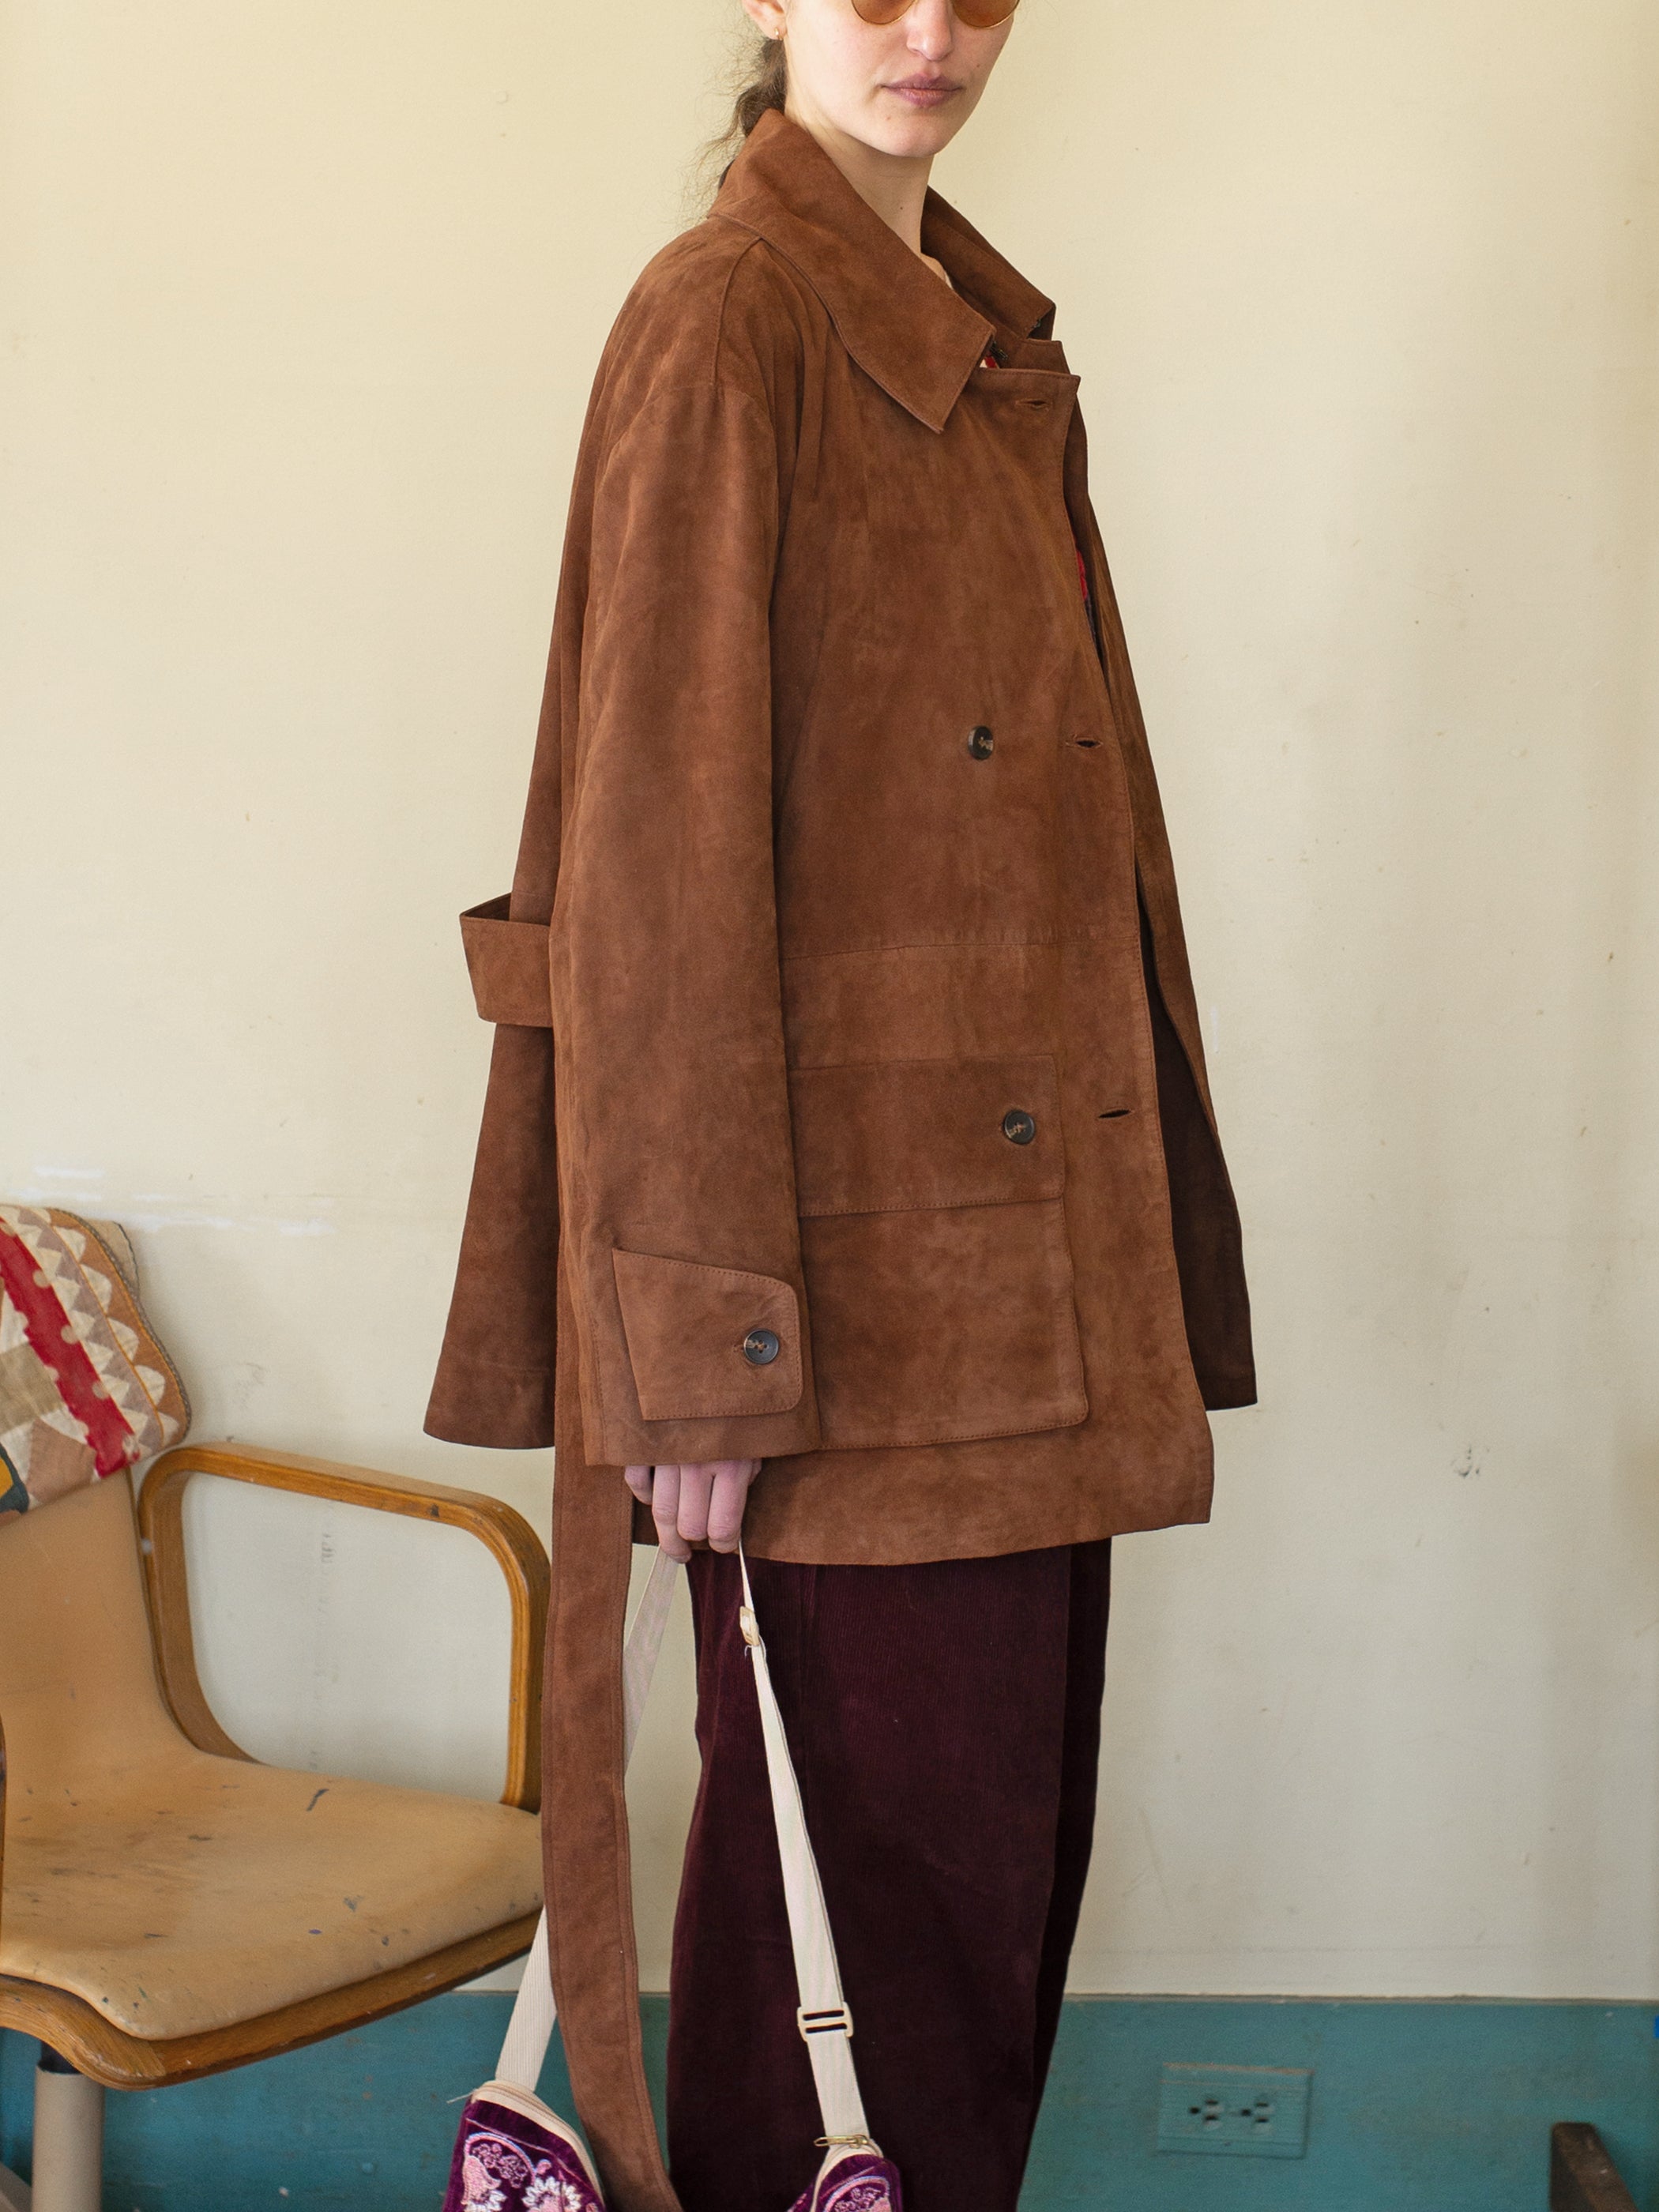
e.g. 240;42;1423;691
798;2003;854;2043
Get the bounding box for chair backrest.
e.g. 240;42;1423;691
0;1472;187;1790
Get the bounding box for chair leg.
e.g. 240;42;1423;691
29;2052;101;2212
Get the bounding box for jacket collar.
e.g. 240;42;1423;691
711;107;1059;434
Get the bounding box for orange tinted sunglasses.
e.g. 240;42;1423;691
852;0;1020;24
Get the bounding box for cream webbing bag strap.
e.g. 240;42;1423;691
495;1546;680;2094
736;1545;873;2153
494;1546;875;2157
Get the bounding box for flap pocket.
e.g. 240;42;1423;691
789;1055;1064;1217
611;1248;804;1423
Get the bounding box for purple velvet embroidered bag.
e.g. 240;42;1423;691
442;1551;901;2212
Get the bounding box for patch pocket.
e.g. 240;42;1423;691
788;1055;1088;1450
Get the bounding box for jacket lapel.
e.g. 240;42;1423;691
711;107;1060;432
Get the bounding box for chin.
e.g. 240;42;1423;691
859;105;967;160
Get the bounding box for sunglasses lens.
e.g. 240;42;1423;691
852;0;1019;23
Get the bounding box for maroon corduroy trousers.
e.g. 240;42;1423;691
666;1539;1112;2212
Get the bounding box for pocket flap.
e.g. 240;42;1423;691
789;1055;1064;1218
611;1249;804;1423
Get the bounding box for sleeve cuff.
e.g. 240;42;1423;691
422;1354;557;1450
461;894;553;1028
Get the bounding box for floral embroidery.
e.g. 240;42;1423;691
824;2187;892;2212
789;2153;904;2212
451;2124;600;2212
459;2153;507;2212
448;2105;900;2212
525;2176;590;2211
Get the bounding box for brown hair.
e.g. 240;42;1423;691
694;28;788;206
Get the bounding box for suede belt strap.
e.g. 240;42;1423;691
540;1454;680;2212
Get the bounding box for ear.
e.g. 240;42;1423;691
738;0;788;40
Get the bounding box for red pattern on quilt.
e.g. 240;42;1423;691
0;1225;140;1475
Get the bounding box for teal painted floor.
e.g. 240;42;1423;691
3;1995;1657;2209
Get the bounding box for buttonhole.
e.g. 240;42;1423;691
1070;737;1100;749
1018;397;1051;412
1098;1108;1130;1119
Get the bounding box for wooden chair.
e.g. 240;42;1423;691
1550;2123;1638;2210
0;1443;547;2212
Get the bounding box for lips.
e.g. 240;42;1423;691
884;77;961;104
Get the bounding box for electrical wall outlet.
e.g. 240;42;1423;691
1156;2063;1312;2159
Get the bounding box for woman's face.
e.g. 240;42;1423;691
742;0;1015;162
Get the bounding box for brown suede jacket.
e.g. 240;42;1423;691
423;109;1255;2209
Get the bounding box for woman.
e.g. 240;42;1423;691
427;3;1255;2208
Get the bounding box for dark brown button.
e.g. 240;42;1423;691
968;725;995;759
742;1327;781;1366
1002;1108;1036;1146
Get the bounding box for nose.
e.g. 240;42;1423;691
906;0;957;57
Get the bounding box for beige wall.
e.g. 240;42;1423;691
3;0;1656;1999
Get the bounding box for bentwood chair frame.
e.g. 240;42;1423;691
0;1443;547;2211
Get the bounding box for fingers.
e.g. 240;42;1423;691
705;1459;759;1553
677;1460;761;1553
674;1462;716;1548
629;1459;762;1560
649;1463;692;1563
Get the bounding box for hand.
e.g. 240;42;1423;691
623;1458;762;1563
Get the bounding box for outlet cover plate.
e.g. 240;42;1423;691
1157;2063;1312;2159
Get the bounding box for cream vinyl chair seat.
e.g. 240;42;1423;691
0;1446;548;2212
3;1719;542;2044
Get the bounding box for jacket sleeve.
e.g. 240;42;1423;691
547;378;820;1469
426;368;822;1463
423;817;566;1444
